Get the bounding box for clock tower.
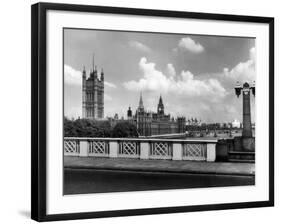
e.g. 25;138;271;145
157;95;164;116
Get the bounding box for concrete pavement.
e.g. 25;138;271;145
64;156;255;176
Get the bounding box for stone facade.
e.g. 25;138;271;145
127;94;186;136
82;56;104;120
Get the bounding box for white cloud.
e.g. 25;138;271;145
124;57;170;93
129;40;151;53
104;94;112;101
223;47;256;82
65;106;81;119
104;81;117;88
123;57;226;98
64;64;82;85
250;47;256;61
167;63;176;77
64;64;117;88
177;37;204;53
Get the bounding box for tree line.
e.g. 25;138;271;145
64;117;138;138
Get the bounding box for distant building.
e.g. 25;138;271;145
127;106;133;119
219;122;232;129
80;55;185;136
126;94;186;136
232;119;241;128
114;113;119;120
186;117;201;126
82;55;104;120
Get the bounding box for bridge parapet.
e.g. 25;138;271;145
64;137;217;162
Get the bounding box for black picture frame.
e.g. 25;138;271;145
31;2;274;222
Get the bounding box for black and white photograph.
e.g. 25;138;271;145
29;2;274;222
0;0;278;223
63;28;256;195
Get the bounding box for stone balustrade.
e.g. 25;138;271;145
64;137;217;162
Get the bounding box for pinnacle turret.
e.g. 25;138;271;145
138;92;144;110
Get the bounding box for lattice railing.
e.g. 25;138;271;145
118;141;140;158
182;143;207;161
88;140;109;157
150;142;172;159
64;140;80;156
63;137;216;162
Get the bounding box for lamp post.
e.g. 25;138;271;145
235;81;255;138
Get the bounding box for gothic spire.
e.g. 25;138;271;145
157;94;164;115
159;94;163;105
82;65;86;78
138;92;144;110
101;68;104;81
92;53;95;71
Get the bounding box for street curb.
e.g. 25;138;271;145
64;165;255;177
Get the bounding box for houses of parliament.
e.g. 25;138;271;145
82;55;186;136
126;94;186;136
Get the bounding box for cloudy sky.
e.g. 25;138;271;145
64;28;255;123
